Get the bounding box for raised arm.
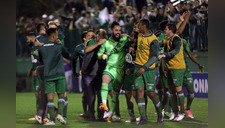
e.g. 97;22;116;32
176;11;191;35
84;39;106;53
183;39;204;72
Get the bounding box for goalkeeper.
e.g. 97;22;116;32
97;21;129;123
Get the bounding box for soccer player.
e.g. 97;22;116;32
123;31;139;123
38;28;70;125
182;38;204;119
97;21;129;122
132;21;149;122
33;22;49;124
154;30;172;119
173;12;204;119
26;32;44;122
36;22;48;43
82;29;107;121
47;21;69;121
72;31;88;118
133;19;163;125
158;23;186;121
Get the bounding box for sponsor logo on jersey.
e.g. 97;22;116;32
137;40;145;53
173;79;177;83
43;43;54;46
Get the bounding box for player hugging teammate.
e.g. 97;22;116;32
25;17;203;126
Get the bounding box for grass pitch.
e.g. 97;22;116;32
16;92;208;128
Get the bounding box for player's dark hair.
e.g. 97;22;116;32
167;23;177;34
154;30;162;37
139;19;150;29
111;21;120;30
81;31;88;42
26;32;36;37
36;22;47;33
159;20;169;31
46;28;57;37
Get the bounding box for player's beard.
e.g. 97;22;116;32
112;32;121;42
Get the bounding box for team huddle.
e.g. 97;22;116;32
26;18;204;125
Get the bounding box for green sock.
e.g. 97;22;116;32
170;93;178;114
111;94;119;113
138;98;146;119
177;91;185;113
164;91;171;113
47;100;55;121
63;96;68;118
152;97;162;116
144;92;148;114
58;97;65;115
101;83;108;102
186;93;194;110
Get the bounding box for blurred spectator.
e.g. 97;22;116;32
164;2;179;24
91;4;101;30
190;0;207;51
141;6;149;19
113;5;126;23
16;0;208;59
156;5;165;23
75;11;96;31
147;3;157;23
124;6;135;25
102;0;114;14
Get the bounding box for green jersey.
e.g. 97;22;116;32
158;33;166;42
38;41;70;79
36;33;48;66
157;33;165;68
97;36;129;69
182;39;191;72
36;33;48;44
31;46;39;71
72;43;85;76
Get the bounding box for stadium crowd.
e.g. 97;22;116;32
16;0;208;58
